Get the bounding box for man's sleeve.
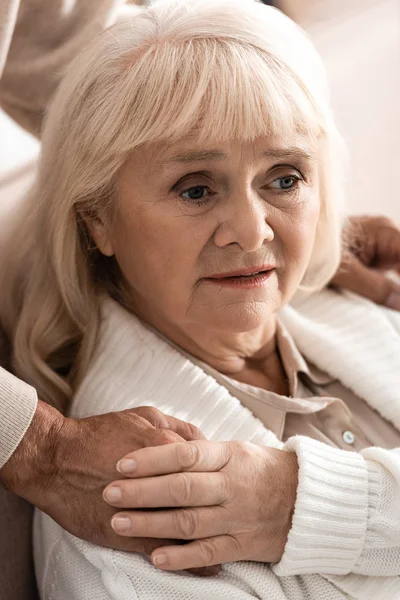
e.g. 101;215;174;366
0;367;37;469
0;0;123;137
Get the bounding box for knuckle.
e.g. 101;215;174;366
235;440;255;458
176;442;199;469
125;410;150;432
217;471;232;501
135;406;161;424
169;473;193;505
133;406;150;418
187;423;204;440
199;540;217;566
174;509;198;539
179;421;203;441
226;535;242;555
154;429;180;445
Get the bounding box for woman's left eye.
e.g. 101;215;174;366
180;185;211;204
269;175;300;191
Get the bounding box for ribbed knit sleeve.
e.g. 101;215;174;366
353;447;400;576
0;367;37;468
273;436;400;579
272;436;369;576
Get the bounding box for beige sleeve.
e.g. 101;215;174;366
0;0;123;137
0;367;37;469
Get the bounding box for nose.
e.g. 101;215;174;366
213;188;274;252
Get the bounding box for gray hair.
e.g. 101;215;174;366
0;0;346;408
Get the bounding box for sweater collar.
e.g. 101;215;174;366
98;288;400;433
281;288;400;430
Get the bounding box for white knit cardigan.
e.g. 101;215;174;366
34;289;400;600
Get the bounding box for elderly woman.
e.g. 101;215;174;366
2;0;400;598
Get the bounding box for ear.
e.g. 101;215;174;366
85;216;115;257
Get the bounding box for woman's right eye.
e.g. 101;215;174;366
180;185;211;205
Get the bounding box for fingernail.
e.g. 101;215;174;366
386;292;400;310
152;554;167;567
103;486;121;503
117;458;137;475
111;516;131;533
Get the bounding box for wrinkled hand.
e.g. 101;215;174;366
104;440;298;570
0;401;205;560
332;215;400;309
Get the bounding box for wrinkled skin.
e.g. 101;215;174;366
104;440;298;571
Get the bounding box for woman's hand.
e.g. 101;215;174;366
332;215;400;309
103;440;298;571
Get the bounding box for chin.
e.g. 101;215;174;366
202;302;275;333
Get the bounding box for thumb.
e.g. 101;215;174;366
332;254;400;310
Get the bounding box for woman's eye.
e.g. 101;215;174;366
269;175;300;191
180;185;210;203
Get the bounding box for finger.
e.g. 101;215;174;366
331;254;400;309
101;529;177;554
145;428;186;447
104;471;226;508
151;535;242;570
104;529;221;576
163;416;206;442
132;407;205;441
110;506;227;539
116;440;229;477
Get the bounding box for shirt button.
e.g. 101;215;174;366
343;430;355;445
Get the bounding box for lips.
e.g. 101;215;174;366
204;267;275;289
207;265;275;279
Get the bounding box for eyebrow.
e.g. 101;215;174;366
157;146;316;166
157;150;225;165
263;147;317;161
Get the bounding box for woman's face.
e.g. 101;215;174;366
93;135;320;333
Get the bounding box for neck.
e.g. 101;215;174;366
135;308;289;395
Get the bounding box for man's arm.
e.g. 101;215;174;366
0;327;211;571
0;392;204;553
0;367;38;470
0;0;124;136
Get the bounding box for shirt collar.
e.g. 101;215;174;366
149;312;335;397
275;318;336;395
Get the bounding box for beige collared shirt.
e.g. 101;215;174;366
191;320;400;452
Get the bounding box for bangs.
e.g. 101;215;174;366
118;38;323;150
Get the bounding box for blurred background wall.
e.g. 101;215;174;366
0;0;399;223
283;0;399;218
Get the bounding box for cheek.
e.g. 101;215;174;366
110;207;207;298
296;201;320;256
278;198;320;279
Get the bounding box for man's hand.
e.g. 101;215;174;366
103;440;298;571
331;215;400;309
0;400;204;557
